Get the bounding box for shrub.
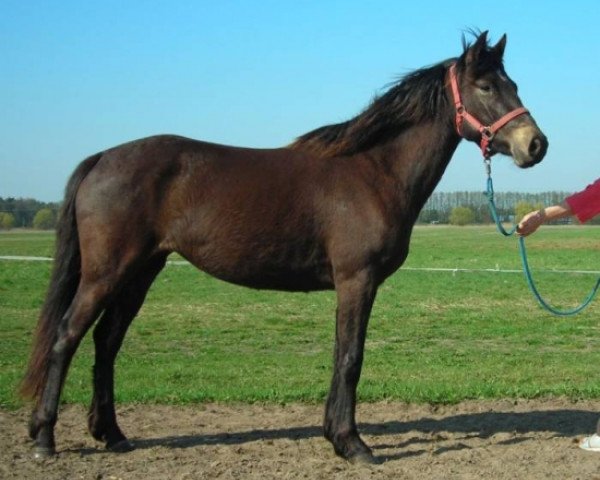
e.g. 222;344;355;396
32;208;56;230
449;206;475;226
0;212;15;229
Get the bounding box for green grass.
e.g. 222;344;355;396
0;230;55;257
1;226;599;408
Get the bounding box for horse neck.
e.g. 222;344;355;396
365;115;462;219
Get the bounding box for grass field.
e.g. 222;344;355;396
1;226;599;409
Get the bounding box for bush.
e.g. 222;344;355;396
514;201;543;223
0;212;15;229
32;208;56;230
449;206;475;226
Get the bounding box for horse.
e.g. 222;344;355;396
21;31;547;463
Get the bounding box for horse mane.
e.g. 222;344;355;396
289;61;452;157
290;32;498;158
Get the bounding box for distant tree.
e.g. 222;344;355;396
514;201;545;223
33;208;56;230
474;204;491;224
0;212;15;229
514;201;534;222
449;206;475;226
0;197;60;227
422;191;575;225
418;208;442;224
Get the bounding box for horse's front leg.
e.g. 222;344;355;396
325;269;377;463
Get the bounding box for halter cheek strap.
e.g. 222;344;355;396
448;63;529;159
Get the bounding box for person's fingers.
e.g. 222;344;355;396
517;219;537;237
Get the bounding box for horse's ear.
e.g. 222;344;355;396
492;34;507;60
465;30;488;66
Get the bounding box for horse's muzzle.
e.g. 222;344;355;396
511;127;548;168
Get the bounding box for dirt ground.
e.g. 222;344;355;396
3;399;600;479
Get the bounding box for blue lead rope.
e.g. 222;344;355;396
484;163;600;316
485;175;518;237
517;235;600;316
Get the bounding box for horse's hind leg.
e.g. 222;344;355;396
29;279;116;457
87;255;167;451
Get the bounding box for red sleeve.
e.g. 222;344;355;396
565;178;600;223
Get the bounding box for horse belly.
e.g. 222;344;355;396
166;206;332;293
182;238;333;292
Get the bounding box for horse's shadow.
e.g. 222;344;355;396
104;409;597;462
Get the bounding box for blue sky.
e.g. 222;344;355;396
1;1;599;201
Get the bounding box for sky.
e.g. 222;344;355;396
1;1;599;202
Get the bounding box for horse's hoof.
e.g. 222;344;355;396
33;447;56;459
107;439;135;453
349;450;377;465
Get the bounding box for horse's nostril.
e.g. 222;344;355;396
529;137;542;157
528;135;548;161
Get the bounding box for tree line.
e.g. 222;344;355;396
418;190;594;225
0;197;60;229
0;191;593;230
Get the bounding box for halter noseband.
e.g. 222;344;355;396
448;62;528;159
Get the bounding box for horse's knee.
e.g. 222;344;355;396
340;351;364;382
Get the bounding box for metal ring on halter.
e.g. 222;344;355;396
481;127;494;140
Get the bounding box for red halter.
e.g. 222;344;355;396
448;63;529;159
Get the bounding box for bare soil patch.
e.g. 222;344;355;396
3;399;600;479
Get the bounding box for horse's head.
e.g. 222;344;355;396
450;31;548;168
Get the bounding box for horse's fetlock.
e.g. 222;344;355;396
28;410;57;438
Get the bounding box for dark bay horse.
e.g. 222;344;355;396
21;32;547;463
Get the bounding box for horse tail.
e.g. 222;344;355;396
20;152;103;401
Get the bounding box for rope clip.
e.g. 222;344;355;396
484;158;492;177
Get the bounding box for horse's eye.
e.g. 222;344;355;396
478;83;492;93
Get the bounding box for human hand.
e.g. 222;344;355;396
517;210;545;237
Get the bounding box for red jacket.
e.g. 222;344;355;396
565;178;600;223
